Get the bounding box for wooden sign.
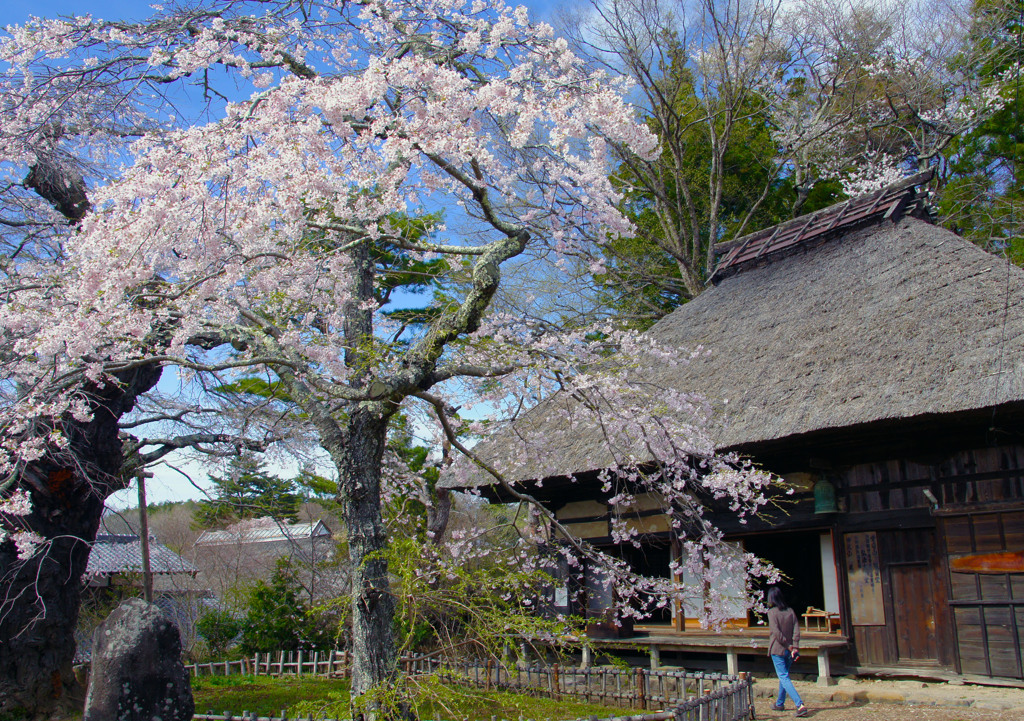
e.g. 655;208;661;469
951;551;1024;574
845;531;885;626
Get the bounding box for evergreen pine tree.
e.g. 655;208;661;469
195;454;300;528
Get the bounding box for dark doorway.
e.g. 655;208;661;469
743;530;826;619
621;542;673;623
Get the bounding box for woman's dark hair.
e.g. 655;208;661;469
767;586;788;610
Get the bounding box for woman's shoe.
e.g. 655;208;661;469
772;702;785;711
795;705;809;717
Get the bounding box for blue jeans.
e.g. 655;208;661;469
771;650;803;708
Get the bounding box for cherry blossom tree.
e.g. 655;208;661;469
0;0;791;716
777;0;1008;195
0;0;657;714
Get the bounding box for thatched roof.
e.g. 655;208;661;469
444;184;1024;489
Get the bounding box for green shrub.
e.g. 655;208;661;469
238;560;340;654
196;609;241;657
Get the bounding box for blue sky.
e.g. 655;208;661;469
3;0;154;24
1;0;561;26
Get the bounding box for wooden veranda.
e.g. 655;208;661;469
572;626;848;687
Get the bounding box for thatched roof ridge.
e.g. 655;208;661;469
712;170;934;281
444;213;1024;489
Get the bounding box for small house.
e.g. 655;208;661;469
85;533;200;593
447;172;1024;682
193;518;338;599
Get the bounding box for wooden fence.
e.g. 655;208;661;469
187;651;755;721
194;705;749;721
188;651;347;679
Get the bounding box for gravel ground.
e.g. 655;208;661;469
750;676;1024;721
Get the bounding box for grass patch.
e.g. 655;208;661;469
192;675;346;717
192;674;263;689
192;675;643;720
404;685;645;721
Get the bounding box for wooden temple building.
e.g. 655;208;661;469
445;171;1024;683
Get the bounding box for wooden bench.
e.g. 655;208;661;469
802;608;840;633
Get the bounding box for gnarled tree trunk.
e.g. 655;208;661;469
0;365;161;717
336;407;399;711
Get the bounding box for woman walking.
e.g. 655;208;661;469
767;586;809;717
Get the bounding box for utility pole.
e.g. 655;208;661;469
137;471;153;603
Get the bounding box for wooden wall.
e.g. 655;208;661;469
839;527;951;668
942;508;1024;678
834;444;1024;677
540;439;1024;679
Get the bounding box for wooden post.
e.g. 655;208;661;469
637;667;647;711
816;648;835;686
137;472;153;604
725;648;738;677
297;650;303;677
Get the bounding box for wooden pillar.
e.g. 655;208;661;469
816;649;836;686
672;538;686;633
649;644;661;669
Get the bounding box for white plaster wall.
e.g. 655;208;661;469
820;532;841;614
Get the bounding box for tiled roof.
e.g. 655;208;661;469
711;170;934;281
86;534;197;576
193;519;330;547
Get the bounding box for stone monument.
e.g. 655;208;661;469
83;598;194;721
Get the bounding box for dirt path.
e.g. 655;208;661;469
751;676;1024;720
757;698;1021;720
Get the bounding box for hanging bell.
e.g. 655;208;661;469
813;476;839;514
